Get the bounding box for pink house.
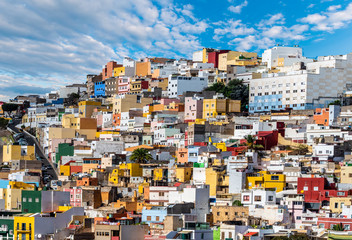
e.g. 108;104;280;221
64;188;82;207
118;77;130;95
184;96;203;122
161;98;180;106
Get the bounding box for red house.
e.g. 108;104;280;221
297;178;348;206
317;217;352;230
255;130;279;150
207;50;230;68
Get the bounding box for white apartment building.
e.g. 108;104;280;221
167;75;208;98
262;46;312;69
249;53;352;113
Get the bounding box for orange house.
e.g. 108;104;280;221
176;148;188;164
314;108;329;126
77;177;99;187
112;113;121;127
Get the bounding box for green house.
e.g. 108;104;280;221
22;190;41;213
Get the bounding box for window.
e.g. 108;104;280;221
225;212;228;216
293;90;298;93
23;198;27;202
254;196;261;201
243;195;250;201
337;192;345;196
268;196;274;201
156;216;160;221
28;198;32;203
313;187;319;191
279;91;283;94
265;92;269;95
296;216;301;220
217;212;220;216
272;91;276;95
159;192;165;197
286;90;290;93
147;216;151;221
271;176;279;180
301;89;305;92
345;225;350;230
286;83;290;87
35;198;39;203
303;186;308;191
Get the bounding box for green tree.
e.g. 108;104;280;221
2;103;18;117
204;79;249;112
243;135;263;150
130;148;153;164
204;82;226;94
0;118;9;129
65;93;80;106
328;100;341;106
332;223;344;231
232;200;243;206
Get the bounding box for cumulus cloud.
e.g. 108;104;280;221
0;0;208;99
228;0;248;14
301;3;352;32
214;13;308;52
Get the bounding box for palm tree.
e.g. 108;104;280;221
332;223;344;231
244;135;263;151
130;148;153;164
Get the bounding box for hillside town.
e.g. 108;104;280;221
2;46;352;239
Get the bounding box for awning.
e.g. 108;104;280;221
244;232;258;237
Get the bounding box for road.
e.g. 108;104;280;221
8;119;58;180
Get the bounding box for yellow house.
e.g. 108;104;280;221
78;101;101;118
109;168;124;185
218;51;258;71
330;197;351;213
48;127;75;139
60;165;71;176
153;168;167;181
114;66;125;77
341;166;352;184
3;145;35;162
175;166;193;182
112;94;153;115
119;163;143;177
206;167;226;197
247;171;286;192
61;115;97;140
14;214;35;240
203;98;241;119
0;188;22;210
213;142;227;152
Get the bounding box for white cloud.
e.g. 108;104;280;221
307;4;315;9
327;5;341;12
0;1;208;99
257;13;285;27
301;3;352;32
228;0;248;14
213;20;255;41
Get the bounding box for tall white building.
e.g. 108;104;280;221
262;46;312;69
249;53;352;113
167;75;208;98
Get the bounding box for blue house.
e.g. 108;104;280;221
142;206;167;224
188;146;201;163
94;81;106;97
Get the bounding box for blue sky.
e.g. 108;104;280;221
1;0;352;100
